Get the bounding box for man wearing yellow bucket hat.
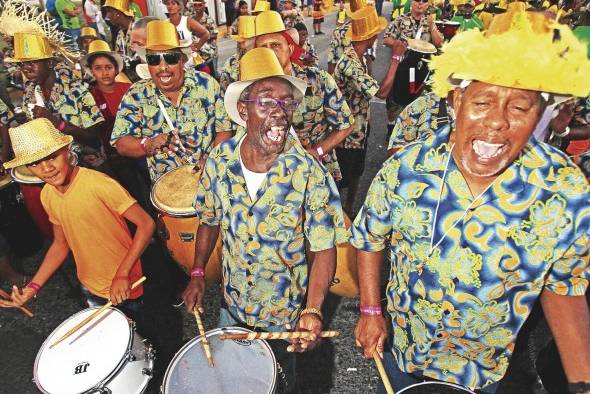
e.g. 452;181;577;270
219;15;256;93
102;0;136;79
352;12;590;393
183;48;348;392
327;0;364;75
79;26;99;54
0;118;155;324
254;10;354;182
334;5;405;214
450;0;485;31
111;20;232;183
11;32;107;171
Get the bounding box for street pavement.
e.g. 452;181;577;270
0;6;394;394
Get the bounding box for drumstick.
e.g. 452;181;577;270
219;330;340;341
49;276;146;349
193;307;214;367
373;353;395;394
156;98;187;154
0;288;34;318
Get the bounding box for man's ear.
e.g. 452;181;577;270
452;86;463;116
288;44;294;57
237;101;248;123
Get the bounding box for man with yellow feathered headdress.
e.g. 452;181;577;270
352;11;590;393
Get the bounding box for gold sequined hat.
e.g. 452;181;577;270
136;20;192;59
346;6;387;41
345;0;368;15
5;32;55;63
225;48;307;127
102;0;135;17
82;39;124;74
4;118;73;169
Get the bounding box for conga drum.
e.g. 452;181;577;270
330;213;359;298
389;38;437;107
150;165;222;283
10;166;53;240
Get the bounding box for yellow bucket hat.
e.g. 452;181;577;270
5;32;54;63
136;20;192;58
252;0;271;14
254;11;286;37
430;11;590;98
346;6;387;42
231;15;256;42
80;26;98;38
345;0;368;15
102;0;134;17
4;118;73;169
82;39;124;74
224;48;307;127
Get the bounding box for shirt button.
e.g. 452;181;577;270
248;236;253;241
248;212;253;217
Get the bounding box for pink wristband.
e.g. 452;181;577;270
360;305;382;316
26;282;41;293
190;267;205;278
57;120;66;131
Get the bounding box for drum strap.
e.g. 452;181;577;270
436;98;449;128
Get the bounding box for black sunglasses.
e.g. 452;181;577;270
146;52;182;66
413;0;429;3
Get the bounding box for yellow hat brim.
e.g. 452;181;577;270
4;135;73;169
102;5;134;17
346;17;387;41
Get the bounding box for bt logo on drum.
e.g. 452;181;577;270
74;362;90;375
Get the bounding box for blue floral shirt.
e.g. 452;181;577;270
351;126;590;389
194;134;348;328
388;92;454;151
0;99;13;126
292;63;354;181
328;20;351;65
111;69;231;182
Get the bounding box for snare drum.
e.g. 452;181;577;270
162;327;277;394
330;214;359;298
389;39;436;107
150;165;222;282
435;20;461;41
34;307;155;394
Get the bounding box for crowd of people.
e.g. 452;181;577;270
0;0;589;392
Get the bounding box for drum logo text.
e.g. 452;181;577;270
74;362;90;375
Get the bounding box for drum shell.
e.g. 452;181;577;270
329;213;359;298
19;183;53;240
34;307;155;394
388;49;432;107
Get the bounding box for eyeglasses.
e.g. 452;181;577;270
146;52;182;66
413;0;429;3
241;96;300;113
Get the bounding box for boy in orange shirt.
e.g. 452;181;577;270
0;118;155;319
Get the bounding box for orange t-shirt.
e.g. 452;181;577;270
40;167;143;299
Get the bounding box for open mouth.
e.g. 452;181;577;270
472;139;507;160
266;125;287;143
158;74;173;84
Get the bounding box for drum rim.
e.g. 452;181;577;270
398;381;476;393
435;20;461;26
10;152;79;185
150;165;199;218
33;307;134;394
161;326;278;394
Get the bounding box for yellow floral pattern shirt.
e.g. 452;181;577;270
291;63;354;181
111;69;231;182
0;99;13;126
194;134;348;328
328;20;351;65
351;126;590;389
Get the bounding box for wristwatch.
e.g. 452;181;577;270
391;54;404;63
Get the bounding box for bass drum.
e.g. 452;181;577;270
150;165;222;283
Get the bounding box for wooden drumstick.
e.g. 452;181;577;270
373;352;395;394
49;276;146;349
193;307;214;367
219;330;340;341
0;288;34;318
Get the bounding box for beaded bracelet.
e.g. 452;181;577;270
360;305;382;316
26;282;41;293
190;267;205;278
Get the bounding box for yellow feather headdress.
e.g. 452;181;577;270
0;0;79;62
429;11;590;98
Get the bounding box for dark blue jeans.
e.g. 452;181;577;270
378;351;500;394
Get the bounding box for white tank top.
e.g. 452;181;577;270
171;15;193;46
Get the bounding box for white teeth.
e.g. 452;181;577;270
472;139;505;159
160;75;172;83
267;126;285;142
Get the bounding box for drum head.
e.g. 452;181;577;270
11;165;43;184
34;308;132;394
151;165;201;217
163;327;277;394
406;38;437;54
398;381;475;394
